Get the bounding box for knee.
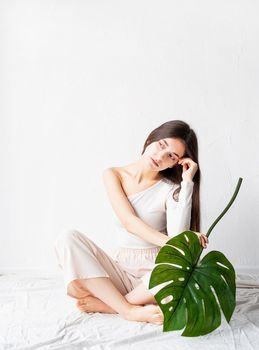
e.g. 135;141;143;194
54;229;84;249
67;280;92;298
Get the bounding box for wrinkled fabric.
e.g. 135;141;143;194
54;229;161;295
0;271;259;349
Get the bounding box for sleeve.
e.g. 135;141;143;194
165;180;194;238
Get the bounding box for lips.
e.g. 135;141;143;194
151;157;159;167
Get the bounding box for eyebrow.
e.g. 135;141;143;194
163;139;180;158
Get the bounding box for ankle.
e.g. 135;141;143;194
121;304;140;320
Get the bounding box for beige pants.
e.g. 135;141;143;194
54;229;161;296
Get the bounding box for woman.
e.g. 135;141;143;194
54;120;209;325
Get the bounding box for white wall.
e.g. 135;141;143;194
1;0;258;273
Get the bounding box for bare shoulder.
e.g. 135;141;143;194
102;166;136;226
102;166;124;182
102;166;129;193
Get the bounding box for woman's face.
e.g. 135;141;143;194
144;137;186;171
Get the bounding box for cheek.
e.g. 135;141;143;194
145;144;156;155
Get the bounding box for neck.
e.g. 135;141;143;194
124;158;162;184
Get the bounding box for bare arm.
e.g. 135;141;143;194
124;216;169;247
102;168;169;247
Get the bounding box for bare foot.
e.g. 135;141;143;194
124;304;164;325
76;296;117;314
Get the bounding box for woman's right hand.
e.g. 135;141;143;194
178;157;198;182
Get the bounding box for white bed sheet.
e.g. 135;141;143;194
0;271;259;350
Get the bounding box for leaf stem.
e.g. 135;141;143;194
194;177;243;266
206;177;243;238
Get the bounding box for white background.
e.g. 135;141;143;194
1;0;258;273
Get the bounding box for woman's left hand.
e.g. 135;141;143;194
178;157;198;182
193;232;209;248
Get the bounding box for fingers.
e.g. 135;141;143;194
199;234;209;248
178;158;198;178
194;232;209;248
178;158;196;167
178;159;190;167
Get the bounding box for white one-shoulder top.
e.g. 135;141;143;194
111;178;194;249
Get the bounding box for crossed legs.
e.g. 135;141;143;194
55;230;162;324
67;277;162;325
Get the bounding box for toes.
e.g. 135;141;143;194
155;308;163;315
154;319;163;325
77;297;90;307
77;304;90;312
77;305;85;312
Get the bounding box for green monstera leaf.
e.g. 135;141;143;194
149;177;243;336
149;231;236;336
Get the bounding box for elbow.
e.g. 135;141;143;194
123;214;137;233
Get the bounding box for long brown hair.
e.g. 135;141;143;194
141;120;200;232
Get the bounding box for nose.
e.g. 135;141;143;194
154;151;165;165
154;157;163;165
